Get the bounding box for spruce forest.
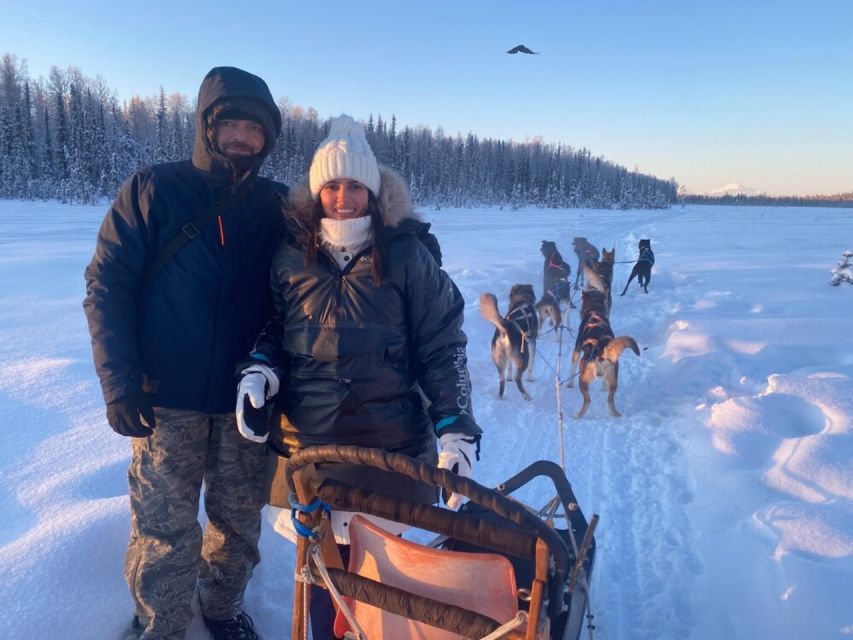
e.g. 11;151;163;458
0;54;677;208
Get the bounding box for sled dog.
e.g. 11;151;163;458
480;285;539;400
540;240;572;307
572;237;600;290
620;239;655;295
535;291;562;332
583;247;615;313
567;289;640;418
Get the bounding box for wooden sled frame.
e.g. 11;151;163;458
286;445;596;640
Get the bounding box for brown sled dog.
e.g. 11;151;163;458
582;247;615;314
480;285;539;400
567;289;640;418
535;291;562;332
571;237;600;290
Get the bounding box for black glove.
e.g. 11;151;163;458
106;391;156;438
241;395;273;441
235;363;279;443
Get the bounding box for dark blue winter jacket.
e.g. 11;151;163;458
83;67;287;413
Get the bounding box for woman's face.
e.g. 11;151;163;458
319;179;370;220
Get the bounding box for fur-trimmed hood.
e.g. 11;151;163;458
287;165;421;229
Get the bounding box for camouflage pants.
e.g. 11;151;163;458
124;408;267;639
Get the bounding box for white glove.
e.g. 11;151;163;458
437;432;478;510
236;363;280;443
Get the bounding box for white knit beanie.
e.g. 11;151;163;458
309;114;381;198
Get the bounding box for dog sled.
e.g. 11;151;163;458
286;445;597;640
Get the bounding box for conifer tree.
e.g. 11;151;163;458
155;86;168;163
0;52;680;208
829;250;853;286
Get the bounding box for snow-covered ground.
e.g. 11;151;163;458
0;200;851;639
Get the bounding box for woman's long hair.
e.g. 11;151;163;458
303;191;388;285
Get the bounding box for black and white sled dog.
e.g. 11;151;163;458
540;240;572;308
620;239;655;295
480;284;539;401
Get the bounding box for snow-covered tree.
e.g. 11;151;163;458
154;86;168;164
829;250;853;286
0;51;679;208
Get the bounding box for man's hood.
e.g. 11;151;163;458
192;66;281;179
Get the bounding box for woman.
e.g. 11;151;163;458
235;115;481;638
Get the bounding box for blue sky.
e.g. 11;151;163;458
3;0;852;196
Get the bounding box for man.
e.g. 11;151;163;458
83;66;286;640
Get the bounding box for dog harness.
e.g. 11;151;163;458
506;303;536;353
638;248;655;265
548;257;571;273
549;279;571;302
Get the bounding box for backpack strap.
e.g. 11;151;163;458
142;190;246;286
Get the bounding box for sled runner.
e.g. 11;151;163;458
285;445;597;640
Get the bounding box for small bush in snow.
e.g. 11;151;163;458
829;250;853;286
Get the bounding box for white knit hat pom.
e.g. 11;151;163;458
309;114;381;198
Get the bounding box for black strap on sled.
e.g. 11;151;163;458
319;480;538;560
142;189;247;286
324;568;505;638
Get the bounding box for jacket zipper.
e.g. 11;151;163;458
287;371;383;386
317;245;371;277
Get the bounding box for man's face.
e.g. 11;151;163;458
214;119;265;159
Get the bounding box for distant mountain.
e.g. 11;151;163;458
682;186;853;208
705;183;765;197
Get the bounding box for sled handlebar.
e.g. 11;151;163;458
497;459;582;513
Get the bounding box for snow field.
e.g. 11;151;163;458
0;201;851;639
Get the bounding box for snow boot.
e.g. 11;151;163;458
120;615;147;640
203;611;259;640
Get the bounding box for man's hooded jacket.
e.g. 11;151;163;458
83;66;287;413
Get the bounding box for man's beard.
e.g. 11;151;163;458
220;143;260;172
222;141;255;157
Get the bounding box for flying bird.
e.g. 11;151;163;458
506;45;539;55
